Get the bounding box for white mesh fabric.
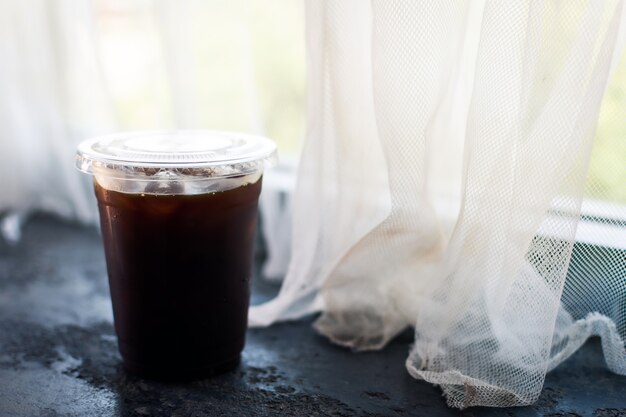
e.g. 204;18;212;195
249;0;626;408
407;1;626;407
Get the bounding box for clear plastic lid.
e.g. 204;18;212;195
75;130;278;180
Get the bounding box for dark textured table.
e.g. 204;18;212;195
0;215;624;417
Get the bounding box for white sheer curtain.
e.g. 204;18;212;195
0;0;113;240
0;0;299;273
250;0;626;408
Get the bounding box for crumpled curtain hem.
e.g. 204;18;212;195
406;312;626;409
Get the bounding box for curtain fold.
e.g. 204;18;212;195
250;0;626;408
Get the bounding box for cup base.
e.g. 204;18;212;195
122;354;241;382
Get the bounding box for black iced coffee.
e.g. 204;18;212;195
76;131;276;380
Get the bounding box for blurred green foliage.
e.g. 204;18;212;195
586;52;626;204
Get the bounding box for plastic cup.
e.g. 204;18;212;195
75;130;277;380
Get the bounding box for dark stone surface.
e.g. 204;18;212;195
0;215;624;416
